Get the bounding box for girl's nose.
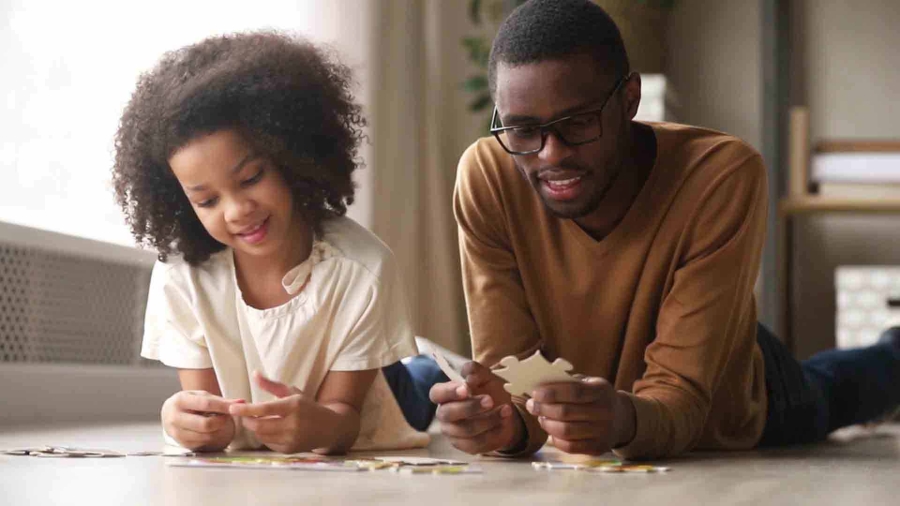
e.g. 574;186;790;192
225;195;256;223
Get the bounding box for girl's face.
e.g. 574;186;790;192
169;129;306;265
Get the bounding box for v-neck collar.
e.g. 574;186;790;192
562;122;665;256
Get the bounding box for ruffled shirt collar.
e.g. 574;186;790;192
280;239;338;295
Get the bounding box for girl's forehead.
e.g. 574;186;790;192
169;130;257;189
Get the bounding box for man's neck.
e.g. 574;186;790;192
574;123;657;241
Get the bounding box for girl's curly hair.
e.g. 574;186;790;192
112;31;366;265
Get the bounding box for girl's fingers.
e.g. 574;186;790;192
230;396;307;418
173;410;230;434
253;371;301;398
177;391;244;414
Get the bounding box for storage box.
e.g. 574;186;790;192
835;266;900;349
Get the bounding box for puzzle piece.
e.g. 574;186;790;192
432;351;465;383
493;350;576;397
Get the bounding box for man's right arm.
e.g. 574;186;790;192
441;139;548;455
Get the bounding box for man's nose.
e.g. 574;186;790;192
537;130;574;165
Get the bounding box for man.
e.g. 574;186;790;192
430;0;900;460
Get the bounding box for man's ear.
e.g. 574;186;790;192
624;73;642;120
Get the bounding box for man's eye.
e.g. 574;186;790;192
566;116;595;128
510;126;540;138
196;197;218;208
241;170;263;187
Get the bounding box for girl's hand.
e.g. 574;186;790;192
161;390;244;451
230;371;331;454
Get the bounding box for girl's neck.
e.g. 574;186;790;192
233;217;314;309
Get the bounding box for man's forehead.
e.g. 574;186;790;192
494;55;617;119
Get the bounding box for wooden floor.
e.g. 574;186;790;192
1;421;899;505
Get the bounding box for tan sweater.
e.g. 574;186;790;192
453;122;768;460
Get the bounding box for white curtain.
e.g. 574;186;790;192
364;0;485;354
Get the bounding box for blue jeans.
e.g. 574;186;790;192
382;356;449;431
757;323;900;446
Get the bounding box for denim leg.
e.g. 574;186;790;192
802;327;900;433
757;323;829;446
382;356;450;431
758;323;900;447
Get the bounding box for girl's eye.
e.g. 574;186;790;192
196;197;218;208
241;170;264;187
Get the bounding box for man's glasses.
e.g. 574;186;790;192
490;73;631;155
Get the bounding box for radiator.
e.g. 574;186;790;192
0;221;178;425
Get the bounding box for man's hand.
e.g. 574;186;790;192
429;361;525;455
526;377;636;455
228;371;332;454
161;390;243;451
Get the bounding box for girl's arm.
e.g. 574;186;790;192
314;369;378;453
178;368;223;394
233;369;377;454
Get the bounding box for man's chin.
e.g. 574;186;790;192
540;198;595;220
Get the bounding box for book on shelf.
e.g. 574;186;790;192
814;182;900;200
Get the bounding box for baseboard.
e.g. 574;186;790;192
0;364;179;426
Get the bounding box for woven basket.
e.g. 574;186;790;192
592;0;671;73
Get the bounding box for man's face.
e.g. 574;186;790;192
493;53;636;220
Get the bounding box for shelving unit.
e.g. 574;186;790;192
776;107;900;353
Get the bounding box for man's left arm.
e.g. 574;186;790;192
528;150;768;459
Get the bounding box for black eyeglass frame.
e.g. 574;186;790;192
489;72;633;155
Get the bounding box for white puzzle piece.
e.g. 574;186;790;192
432;351;465;383
494;350;576;397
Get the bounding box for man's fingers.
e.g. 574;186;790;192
550;437;609;456
531;377;610;404
435;395;495;423
460;361;499;388
429;381;469;404
447;421;507;455
526;399;612;422
538;418;607;442
439;404;511;439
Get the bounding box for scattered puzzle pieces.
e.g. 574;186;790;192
533;460;670;473
494;350;577;397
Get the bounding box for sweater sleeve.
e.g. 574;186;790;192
453;139;548;455
615;149;768;460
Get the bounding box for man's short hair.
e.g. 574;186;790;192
488;0;630;97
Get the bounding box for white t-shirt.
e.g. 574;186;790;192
141;217;428;450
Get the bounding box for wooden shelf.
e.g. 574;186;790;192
780;196;900;214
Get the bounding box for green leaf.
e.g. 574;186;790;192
462;75;489;92
468;93;493;112
469;0;483;25
461;37;490;68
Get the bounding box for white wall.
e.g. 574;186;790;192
665;0;762;150
796;0;900;140
0;0;375;247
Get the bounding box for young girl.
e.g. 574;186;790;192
112;32;445;453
